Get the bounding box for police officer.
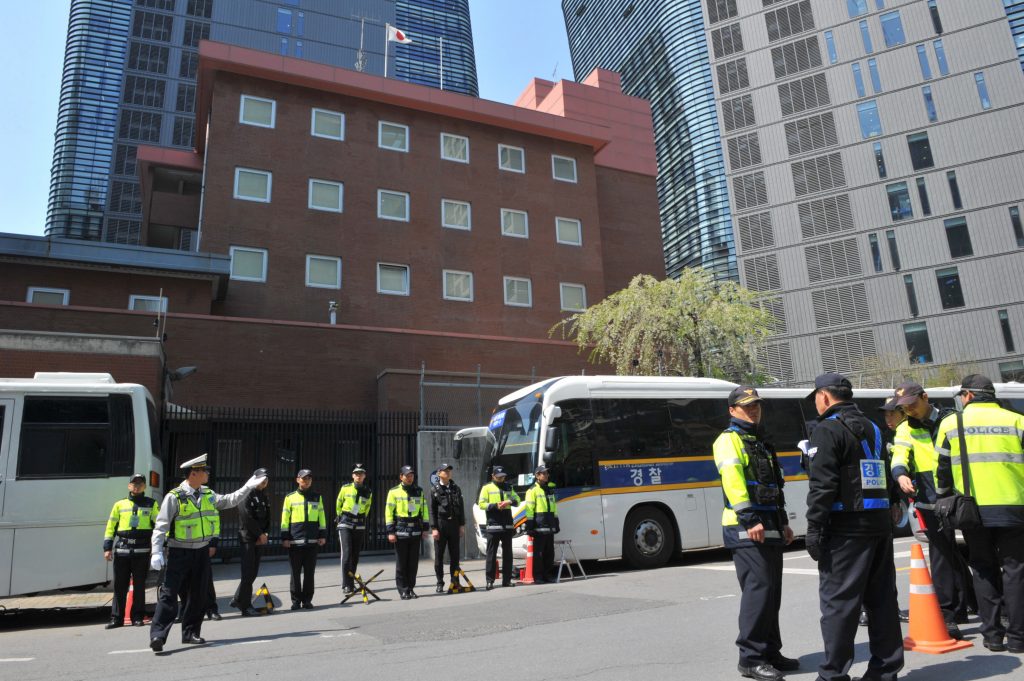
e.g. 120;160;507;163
430;462;465;593
104;473;159;628
713;386;797;681
890;382;972;638
935;374;1024;653
231;468;270;616
148;454;265;652
336;463;372;597
281;468;327;610
386;465;429;599
524;464;559;584
478;465;521;590
804;373;904;681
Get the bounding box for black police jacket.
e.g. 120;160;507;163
430;480;465;528
238;488;271;543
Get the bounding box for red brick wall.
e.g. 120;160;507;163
596;166;666;293
0;349;163;398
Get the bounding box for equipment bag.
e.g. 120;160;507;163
934;411;982;531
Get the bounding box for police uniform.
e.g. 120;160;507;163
148;454;264;652
282;468;327;609
524;465;559;584
804;373;903;681
336;463;373;595
935;374;1024;653
386;464;429;599
232;467;271;616
103;474;158;627
713;387;796;681
478;465;521;589
430;462;465;591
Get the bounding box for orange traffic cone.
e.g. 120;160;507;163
520;535;535;585
123;576;136;625
903;543;973;654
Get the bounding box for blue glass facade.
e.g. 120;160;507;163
562;0;736;281
394;0;478;96
1005;0;1024;72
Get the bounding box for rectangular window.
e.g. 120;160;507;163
501;209;529;238
180;51;198;79
936;266;965;308
498;144;526;173
552;155;578;183
874;0;884;8
132;10;173;41
233;168;272;202
975;72;992;110
128;295;168;312
378;122;409;152
306;255;341;289
377;263;410;296
852;63;866;97
922;86;938;122
556;217;583;246
869;233;883;272
294;40;303;58
441;199;472;230
928;0;943;34
229;246;268;282
916;45;932;79
825;30;838;63
560;283;587;312
859;20;873;53
904;274;919;317
182;19;209;48
296;12;304;36
440;133;469;163
907;132;934;170
443;270;473;302
311;109;344;140
377;190;410;221
175;84;195;113
880;11;905;47
1010;206;1024;248
885;229;901;271
239;95;275;128
857;100;882;138
904;322;933;363
944;217;973;257
276;8;292;33
27;287;69;305
916;178;932;216
999;309;1016;352
308;179;343;213
887;182;913;221
933;39;949;75
503;276;533;307
868;58;882;93
873;142;887;178
847;0;868;17
947;170;962;209
1000;360;1024;383
279;38;288;56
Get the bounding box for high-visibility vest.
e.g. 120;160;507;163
713;428;786;544
281;490;327;544
478;482;521;533
385;485;428;537
890;413;947;506
524;482;558;533
335;483;372;530
168;488;220;549
104;495;159;554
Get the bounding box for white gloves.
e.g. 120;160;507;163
797;439;810;456
150;552;165;572
245;472;267;489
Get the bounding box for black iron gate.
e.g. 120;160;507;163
163;406;423;559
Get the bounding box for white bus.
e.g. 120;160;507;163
456;376;1024;570
0;373;164;597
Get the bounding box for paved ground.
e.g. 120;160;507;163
1;537;1020;680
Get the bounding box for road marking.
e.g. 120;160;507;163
0;658;35;662
699;594;736;601
237;640;272;645
108;650;151;655
685;565;819;576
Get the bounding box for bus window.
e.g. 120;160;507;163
667;398;730;456
591;399;675;459
760;398;807;450
549;399;597;488
1002;398;1024;416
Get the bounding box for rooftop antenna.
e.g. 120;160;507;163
551;61;558;80
354;15;369;72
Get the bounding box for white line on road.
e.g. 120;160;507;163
0;658;35;663
236;640;272;645
699;594;736;601
108;649;152;655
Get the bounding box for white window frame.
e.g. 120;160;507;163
441;199;472;231
308;178;344;213
555;217;583;246
500;208;529;239
440;132;470;163
442;269;474;302
305;254;342;289
310;108;345;141
377;262;410;296
551;154;578;183
378;121;409;152
498;144;526;173
26;287;69;305
128;294;169;313
377;189;410;222
503;276;533;308
239;94;276;128
559;283;587;312
233;167;272;203
229;245;268;283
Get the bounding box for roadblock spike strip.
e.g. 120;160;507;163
903;543;973;654
520;534;536;585
255;582;274;613
451;568;475;592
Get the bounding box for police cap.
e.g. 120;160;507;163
296;468;313;479
806;372;852;401
352;463;367;473
491;465;507;478
960;374;995;394
894;381;925;406
129;473;146;483
399;464;414;476
728;386;764;407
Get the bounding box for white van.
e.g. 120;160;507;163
0;373;164;597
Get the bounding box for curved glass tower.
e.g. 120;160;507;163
395;0;478;96
562;0;736;281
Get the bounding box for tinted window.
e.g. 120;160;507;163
18;396;134;478
549;399;598;488
667;398;730;456
591;399;677;459
760;398;808;450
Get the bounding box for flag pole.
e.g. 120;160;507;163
384;23;389;78
439;36;444;90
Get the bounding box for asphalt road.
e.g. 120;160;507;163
0;536;1020;680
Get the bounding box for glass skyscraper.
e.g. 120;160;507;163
562;0;736;281
1005;0;1024;72
47;0;478;245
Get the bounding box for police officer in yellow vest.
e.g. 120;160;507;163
713;386;797;681
104;473;159;628
478;465;521;590
336;463;372;597
385;464;429;599
524;464;559;584
282;468;327;610
935;374;1024;653
148;454;265;652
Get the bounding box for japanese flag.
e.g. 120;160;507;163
387;24;413;44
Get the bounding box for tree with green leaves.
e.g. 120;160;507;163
550;271;776;379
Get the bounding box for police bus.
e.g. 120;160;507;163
0;373;164;597
456;376;1024;570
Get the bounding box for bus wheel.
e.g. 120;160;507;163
623;507;675;569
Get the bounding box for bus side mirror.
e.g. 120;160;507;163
454;439;463;460
544;427;560;454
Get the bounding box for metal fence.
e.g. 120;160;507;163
417;363;538;430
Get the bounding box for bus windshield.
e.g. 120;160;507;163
486;390;544;488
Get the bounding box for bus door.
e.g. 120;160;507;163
0;397;14;596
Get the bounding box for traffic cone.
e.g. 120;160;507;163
520;535;535;584
122;576;136;625
903;543;973;654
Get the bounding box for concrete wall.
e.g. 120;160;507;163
416;431;489;560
